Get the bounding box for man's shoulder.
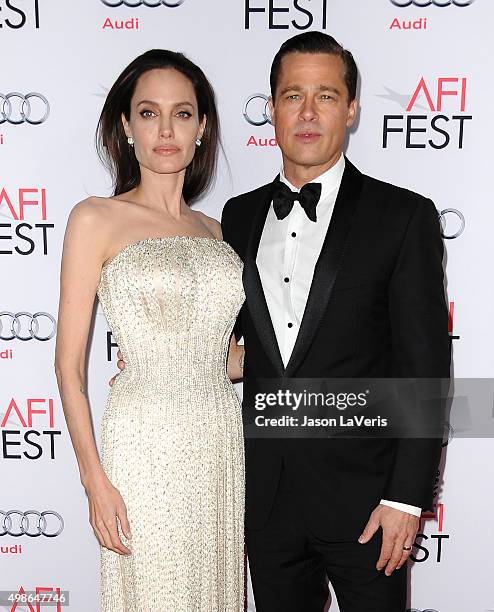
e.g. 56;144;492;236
357;166;434;219
222;180;274;216
363;172;428;203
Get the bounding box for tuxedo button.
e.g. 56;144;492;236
287;323;293;328
291;232;296;237
284;277;289;283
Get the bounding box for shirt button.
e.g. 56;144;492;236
291;232;296;237
284;277;289;283
287;322;293;328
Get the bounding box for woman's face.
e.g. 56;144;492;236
122;68;206;178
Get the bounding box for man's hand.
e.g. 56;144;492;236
358;504;419;576
109;350;125;387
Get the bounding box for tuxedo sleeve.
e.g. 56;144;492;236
384;197;451;511
221;198;243;343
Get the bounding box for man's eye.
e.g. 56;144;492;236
320;95;333;101
287;95;300;100
140;110;156;118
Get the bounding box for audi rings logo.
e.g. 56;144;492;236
407;609;440;612
438;208;465;239
0;93;50;125
391;0;472;6
0;312;56;341
1;510;64;538
100;0;186;7
243;94;272;126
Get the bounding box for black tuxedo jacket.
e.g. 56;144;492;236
221;158;451;539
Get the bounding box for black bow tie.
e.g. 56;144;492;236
272;180;322;222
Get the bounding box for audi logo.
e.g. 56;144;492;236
391;0;472;6
100;0;186;6
407;609;440;612
243;93;272;127
438;208;465;239
0;311;56;341
0;93;50;125
1;510;64;538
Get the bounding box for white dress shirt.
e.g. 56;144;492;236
255;153;421;517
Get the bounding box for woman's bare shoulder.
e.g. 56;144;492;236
195;210;222;239
68;196;125;228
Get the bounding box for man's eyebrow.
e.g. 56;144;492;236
278;85;342;96
278;85;302;96
318;85;341;95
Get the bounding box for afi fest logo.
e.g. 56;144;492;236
0;0;40;29
0;188;54;255
106;331;118;361
413;502;450;563
1;398;61;460
243;94;278;148
244;0;328;30
381;77;472;149
448;301;460;340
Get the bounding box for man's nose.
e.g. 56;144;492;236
299;98;318;122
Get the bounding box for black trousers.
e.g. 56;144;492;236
246;467;407;612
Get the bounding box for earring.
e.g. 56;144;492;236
195;138;202;147
127;137;134;146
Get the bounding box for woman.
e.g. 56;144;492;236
55;49;245;611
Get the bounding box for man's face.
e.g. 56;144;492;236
270;52;357;176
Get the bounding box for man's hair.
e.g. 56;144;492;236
270;31;358;103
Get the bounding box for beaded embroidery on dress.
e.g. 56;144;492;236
96;236;245;611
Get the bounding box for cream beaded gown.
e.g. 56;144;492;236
96;236;245;612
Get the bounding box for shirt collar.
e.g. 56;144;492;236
279;153;346;204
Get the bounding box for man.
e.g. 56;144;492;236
220;32;450;611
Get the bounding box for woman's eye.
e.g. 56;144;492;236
177;110;192;118
140;110;156;118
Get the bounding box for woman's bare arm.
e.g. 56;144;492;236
56;201;106;482
55;199;131;555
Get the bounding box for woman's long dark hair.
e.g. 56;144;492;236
96;49;219;203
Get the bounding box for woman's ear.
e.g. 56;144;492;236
121;112;132;139
198;115;207;141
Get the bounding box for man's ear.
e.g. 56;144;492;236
346;99;357;128
121;112;132;139
268;96;275;126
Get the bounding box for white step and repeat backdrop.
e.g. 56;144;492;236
2;1;494;611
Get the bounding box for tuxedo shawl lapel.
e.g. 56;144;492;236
284;159;364;378
242;179;285;377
